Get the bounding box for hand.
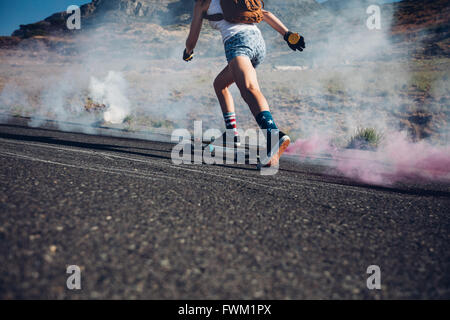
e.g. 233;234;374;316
183;48;194;62
284;31;305;52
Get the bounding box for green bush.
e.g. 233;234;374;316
347;127;383;151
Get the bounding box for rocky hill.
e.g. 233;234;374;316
11;0;187;38
10;0;323;39
1;0;449;58
321;0;387;10
12;0;322;38
388;0;450;56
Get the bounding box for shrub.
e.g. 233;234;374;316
347;127;383;151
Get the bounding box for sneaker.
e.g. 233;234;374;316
264;130;290;167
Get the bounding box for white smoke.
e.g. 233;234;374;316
89;71;130;124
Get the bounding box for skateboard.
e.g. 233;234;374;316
182;136;262;166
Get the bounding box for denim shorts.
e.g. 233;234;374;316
224;29;266;68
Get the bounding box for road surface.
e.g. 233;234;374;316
0;117;449;299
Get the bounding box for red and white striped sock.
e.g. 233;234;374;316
223;112;239;136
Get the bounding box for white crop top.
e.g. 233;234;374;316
206;0;259;43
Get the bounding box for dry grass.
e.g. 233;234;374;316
347;127;384;150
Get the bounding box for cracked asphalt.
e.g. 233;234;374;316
0;117;449;299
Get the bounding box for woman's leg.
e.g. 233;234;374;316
213;66;240;144
228;55;290;166
213;66;236;114
228;56;270;117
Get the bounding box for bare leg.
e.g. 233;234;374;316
228;56;290;167
228;56;270;117
213;66;236;114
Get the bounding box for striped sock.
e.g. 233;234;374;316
223;112;239;136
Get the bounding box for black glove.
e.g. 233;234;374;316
284;31;305;52
183;49;194;62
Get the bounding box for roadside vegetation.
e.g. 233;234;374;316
347;127;384;150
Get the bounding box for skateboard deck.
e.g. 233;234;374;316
182;138;262;165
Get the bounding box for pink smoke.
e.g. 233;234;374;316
286;132;450;185
285;134;334;157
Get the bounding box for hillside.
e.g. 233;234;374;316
9;0;323;38
321;0;387;10
11;0;188;38
388;0;450;56
0;0;446;59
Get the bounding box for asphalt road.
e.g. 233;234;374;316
0;117;449;299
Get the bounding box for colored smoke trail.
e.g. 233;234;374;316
286;132;450;186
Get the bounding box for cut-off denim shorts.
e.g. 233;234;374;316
224;29;266;68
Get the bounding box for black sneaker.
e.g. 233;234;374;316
264;129;291;167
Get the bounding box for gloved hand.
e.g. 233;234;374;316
284;31;305;52
183;49;194;62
